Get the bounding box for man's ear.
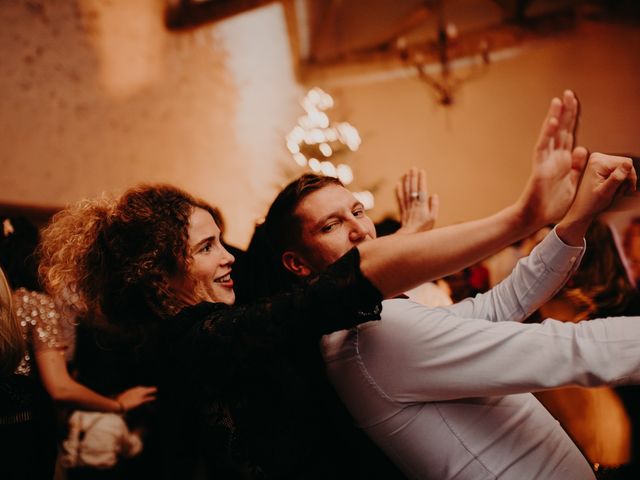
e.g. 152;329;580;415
282;251;312;278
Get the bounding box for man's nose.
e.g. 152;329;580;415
348;220;369;242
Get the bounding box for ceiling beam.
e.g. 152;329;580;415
165;0;275;31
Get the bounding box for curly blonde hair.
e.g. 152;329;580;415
39;184;218;328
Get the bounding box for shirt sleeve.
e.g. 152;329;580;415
14;288;67;352
363;298;640;403
444;227;585;322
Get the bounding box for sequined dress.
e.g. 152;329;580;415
14;287;68;376
0;288;63;479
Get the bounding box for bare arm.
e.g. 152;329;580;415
35;349;157;413
358;92;635;298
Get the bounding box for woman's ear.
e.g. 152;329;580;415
282;251;312;278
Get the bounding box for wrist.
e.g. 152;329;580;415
114;399;125;414
504;203;537;240
555;215;592;247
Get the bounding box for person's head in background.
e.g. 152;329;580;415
0;267;25;376
0;217;41;292
622;216;640;287
564;219;638;317
38;185;235;333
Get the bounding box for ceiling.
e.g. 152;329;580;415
165;0;640;76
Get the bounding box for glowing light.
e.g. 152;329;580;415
287;141;300;154
324;128;338;142
293;153;307;166
353;191;375;210
336;164;354;185
285;86;372;207
308;158;321;172
319;143;332;157
319;161;337;177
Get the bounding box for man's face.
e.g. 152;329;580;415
288;184;376;276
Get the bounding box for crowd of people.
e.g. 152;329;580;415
1;90;640;480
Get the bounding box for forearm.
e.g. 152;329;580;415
360;204;536;298
46;379;122;412
447;227;584;322
35;350;122;412
377;301;640;402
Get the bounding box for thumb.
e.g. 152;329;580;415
571;146;589;172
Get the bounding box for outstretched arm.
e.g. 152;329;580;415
358;92;635;298
349;300;640;402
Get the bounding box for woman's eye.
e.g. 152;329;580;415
200;243;212;253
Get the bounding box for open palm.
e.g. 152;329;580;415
518;90;588;227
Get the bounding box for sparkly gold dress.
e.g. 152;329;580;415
13;287;68;376
1;288;62;478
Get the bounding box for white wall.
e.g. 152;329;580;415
0;0;300;246
311;20;640;226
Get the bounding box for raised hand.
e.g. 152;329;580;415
557;153;637;245
517;90;588;227
115;385;157;412
395;167;440;234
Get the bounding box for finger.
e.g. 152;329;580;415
546;134;556;159
601;163;633;199
535;97;562;154
410;167;419;201
403;172;412;206
558;90;578;144
395;180;404;213
561;131;573;152
418;169;427;199
571;146;588;172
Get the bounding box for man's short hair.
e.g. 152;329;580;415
236;174;342;303
264;174;343;256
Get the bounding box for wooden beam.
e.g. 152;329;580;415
165;0;275;31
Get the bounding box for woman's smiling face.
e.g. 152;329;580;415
170;207;236;306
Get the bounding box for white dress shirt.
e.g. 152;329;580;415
322;228;640;479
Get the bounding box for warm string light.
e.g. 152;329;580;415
286;87;374;208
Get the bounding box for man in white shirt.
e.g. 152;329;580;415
253;91;639;479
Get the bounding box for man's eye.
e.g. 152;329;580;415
321;223;338;233
353;209;364;217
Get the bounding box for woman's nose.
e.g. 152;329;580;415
223;247;235;265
